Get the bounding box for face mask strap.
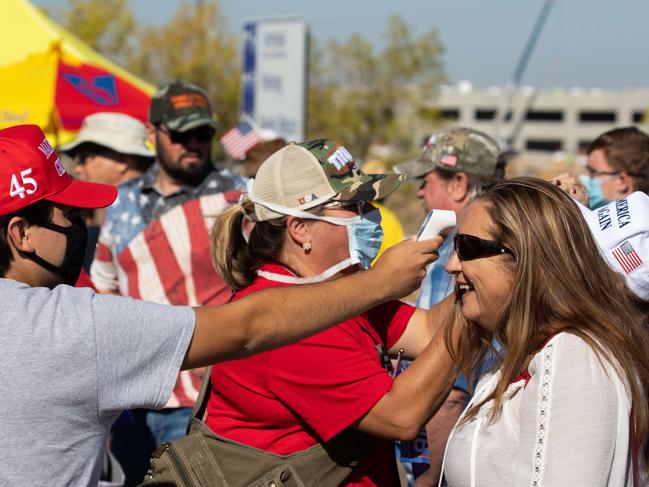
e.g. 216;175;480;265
17;248;63;275
38;220;80;235
245;183;361;226
257;258;356;285
17;218;87;285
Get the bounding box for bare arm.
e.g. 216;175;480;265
353;322;458;441
389;295;454;359
183;237;442;369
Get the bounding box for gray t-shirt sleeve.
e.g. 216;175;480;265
90;293;195;416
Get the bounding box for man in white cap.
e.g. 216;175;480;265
60;112;154;186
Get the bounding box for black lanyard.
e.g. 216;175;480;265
359;324;393;374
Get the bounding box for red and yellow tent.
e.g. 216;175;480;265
0;0;155;146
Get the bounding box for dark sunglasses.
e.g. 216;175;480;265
158;125;214;145
453;234;513;261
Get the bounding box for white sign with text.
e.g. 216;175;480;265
241;18;307;142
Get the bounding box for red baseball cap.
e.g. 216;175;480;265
0;125;117;217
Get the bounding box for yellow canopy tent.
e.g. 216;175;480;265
0;0;155;146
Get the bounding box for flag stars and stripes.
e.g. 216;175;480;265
220;117;263;160
611;240;643;274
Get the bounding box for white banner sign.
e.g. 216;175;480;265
241;18;307;142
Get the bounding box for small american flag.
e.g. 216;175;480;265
220;116;263;160
611;240;643;274
440;153;458;167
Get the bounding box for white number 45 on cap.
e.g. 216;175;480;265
10;169;38;199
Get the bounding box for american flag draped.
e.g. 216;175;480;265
220;116;263;160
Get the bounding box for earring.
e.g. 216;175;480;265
302;242;312;252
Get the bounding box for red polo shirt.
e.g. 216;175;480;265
205;262;416;486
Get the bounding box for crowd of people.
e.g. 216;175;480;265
0;78;648;487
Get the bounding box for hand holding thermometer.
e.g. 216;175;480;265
416;209;456;240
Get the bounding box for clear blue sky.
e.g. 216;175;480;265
34;0;649;90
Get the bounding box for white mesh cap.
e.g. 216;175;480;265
250;144;337;221
247;140;402;221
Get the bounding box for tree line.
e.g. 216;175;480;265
55;0;447;160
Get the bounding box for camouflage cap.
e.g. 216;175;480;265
248;139;403;221
396;127;502;179
148;81;218;132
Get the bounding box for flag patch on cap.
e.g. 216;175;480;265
298;193;318;205
440;153;458;167
612;240;643;274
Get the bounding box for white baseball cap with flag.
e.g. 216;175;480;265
576;192;649;301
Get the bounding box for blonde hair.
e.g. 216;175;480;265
211;200;287;291
446;177;649;471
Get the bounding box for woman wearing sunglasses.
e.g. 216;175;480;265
203;140;459;486
440;177;649;486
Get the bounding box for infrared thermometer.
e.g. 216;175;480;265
416;209;456;240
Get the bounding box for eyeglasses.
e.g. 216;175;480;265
157;125;215;145
585;164;619;178
323;201;375;216
585;164;645;180
453;234;513;261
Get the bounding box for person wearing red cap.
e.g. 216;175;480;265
0;125;441;487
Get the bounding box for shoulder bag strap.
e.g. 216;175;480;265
191;367;213;422
188;291;236;426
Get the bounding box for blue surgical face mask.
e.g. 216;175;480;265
345;208;383;269
244;188;384;284
579;174;610;209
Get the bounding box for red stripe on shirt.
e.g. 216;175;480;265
116;246;141;300
95;241;112;262
171;372;192;407
144;219;189;306
183;199;230;305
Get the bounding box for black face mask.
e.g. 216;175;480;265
20;216;88;286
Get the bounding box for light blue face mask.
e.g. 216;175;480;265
245;189;384;283
344;208;383;269
579;174;610;209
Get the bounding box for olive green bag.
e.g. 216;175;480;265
138;367;375;487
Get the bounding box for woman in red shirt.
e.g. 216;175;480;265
208;139;458;486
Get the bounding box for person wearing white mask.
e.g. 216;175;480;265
203;140;460;486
